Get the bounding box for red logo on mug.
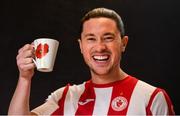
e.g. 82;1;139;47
35;43;49;59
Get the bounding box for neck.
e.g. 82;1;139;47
91;68;128;84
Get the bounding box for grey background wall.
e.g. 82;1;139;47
1;0;180;114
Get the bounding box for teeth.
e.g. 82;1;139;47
93;55;109;60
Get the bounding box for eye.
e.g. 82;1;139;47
86;37;96;41
104;36;114;42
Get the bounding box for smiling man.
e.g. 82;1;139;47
8;7;175;115
79;16;128;84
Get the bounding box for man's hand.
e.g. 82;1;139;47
16;44;35;80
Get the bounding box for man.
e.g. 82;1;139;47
8;7;175;115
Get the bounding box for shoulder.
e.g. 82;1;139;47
135;80;157;95
128;76;157;97
130;77;169;107
129;79;157;107
146;87;175;115
133;79;174;115
134;79;169;105
31;82;87;115
48;81;87;102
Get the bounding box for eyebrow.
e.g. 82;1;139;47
84;33;95;37
103;32;115;37
84;32;115;37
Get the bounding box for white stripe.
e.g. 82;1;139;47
92;87;113;115
150;91;168;115
64;83;86;115
126;80;156;115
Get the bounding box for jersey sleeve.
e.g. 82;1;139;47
147;88;175;115
31;87;65;115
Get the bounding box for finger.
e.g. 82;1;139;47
17;49;34;60
31;41;34;46
18;44;34;54
17;58;35;70
19;63;35;72
17;57;34;67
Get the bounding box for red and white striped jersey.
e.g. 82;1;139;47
32;75;175;115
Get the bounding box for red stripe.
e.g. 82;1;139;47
75;81;95;115
146;88;175;115
146;88;160;115
107;76;138;115
161;89;175;115
51;84;70;115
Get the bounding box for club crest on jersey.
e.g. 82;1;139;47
111;96;128;111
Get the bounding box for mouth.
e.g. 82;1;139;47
92;55;110;62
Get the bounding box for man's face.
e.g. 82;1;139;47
79;17;128;76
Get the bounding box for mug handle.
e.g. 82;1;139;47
32;59;37;67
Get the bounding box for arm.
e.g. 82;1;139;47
8;44;36;115
147;88;175;115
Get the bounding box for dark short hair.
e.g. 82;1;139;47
80;7;125;38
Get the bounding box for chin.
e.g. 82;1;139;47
91;68;110;76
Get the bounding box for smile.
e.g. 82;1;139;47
92;55;110;61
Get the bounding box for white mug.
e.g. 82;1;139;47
33;38;59;72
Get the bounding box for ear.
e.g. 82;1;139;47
121;36;128;52
78;39;83;54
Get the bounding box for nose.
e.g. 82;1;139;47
95;41;107;52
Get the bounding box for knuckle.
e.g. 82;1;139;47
17;58;22;65
19;64;24;69
27;58;32;63
28;50;33;56
25;44;30;48
16;55;19;60
24;44;31;50
18;49;22;54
